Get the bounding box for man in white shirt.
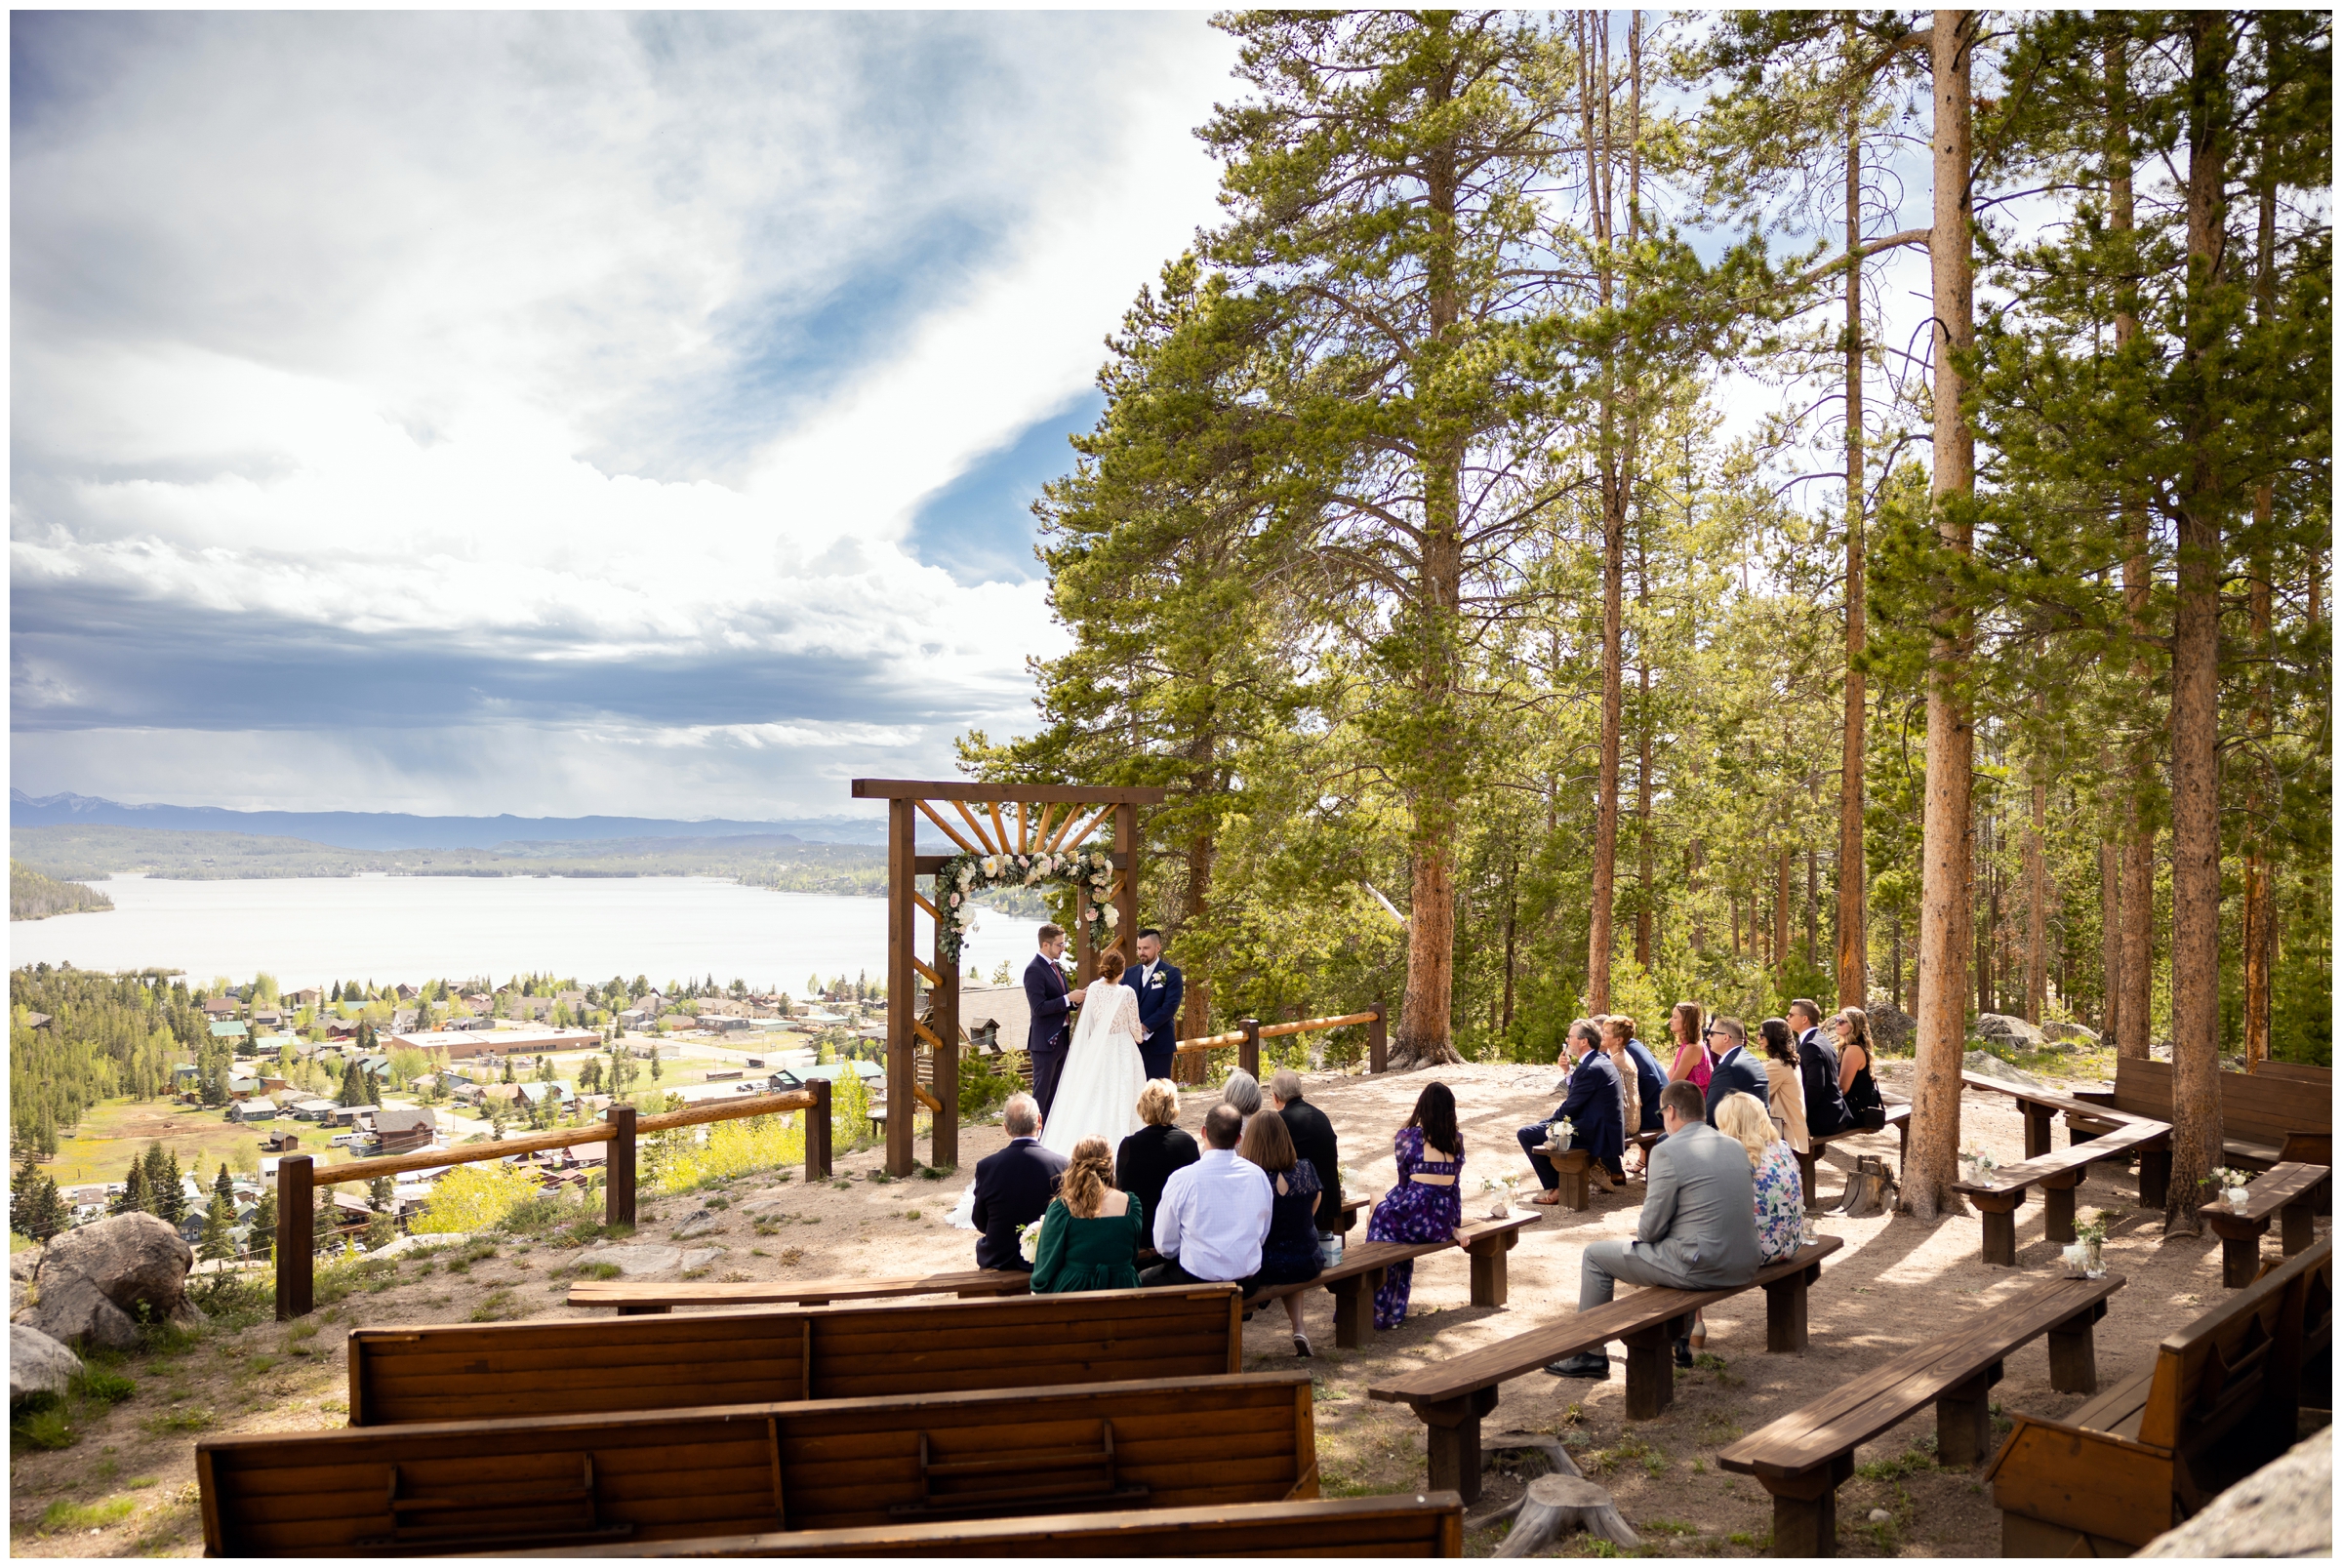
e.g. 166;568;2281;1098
1142;1103;1271;1288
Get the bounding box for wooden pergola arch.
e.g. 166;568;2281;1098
850;779;1167;1177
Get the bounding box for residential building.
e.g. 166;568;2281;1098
230;1097;278;1122
372;1107;437;1155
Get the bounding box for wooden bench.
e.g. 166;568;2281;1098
2196;1161;2330;1287
1717;1272;2124;1556
1796;1100;1912;1207
1245;1213;1540;1349
349;1285;1243;1426
198;1371;1319;1555
1366;1237;1842;1504
569;1266;1031;1314
1960;1069;2174;1204
1987;1236;2332;1554
2071;1055;2330;1172
2250;1059;2332;1087
1953;1117;2172;1266
510;1492;1466;1557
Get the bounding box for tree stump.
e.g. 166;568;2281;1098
1837;1155;1897;1218
1491;1474;1639;1556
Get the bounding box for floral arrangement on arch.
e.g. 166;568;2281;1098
935;846;1117;966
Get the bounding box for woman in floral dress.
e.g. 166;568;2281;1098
1365;1081;1466;1330
1685;1091;1804;1350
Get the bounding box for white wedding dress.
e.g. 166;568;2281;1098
1038;979;1150;1158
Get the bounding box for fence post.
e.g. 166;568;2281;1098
275;1153;314;1321
806;1078;833;1183
1239;1019;1262;1082
606;1105;637;1227
1368;1005;1389;1074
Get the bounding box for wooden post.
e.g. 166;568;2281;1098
805;1077;832;1182
1935;1363;2001;1467
2045;1302;2102;1393
1239;1019;1262;1081
1468;1229;1514;1307
2039;1169;2083;1243
605;1106;636;1227
1368;1004;1388;1074
886;798;915;1178
933;941;960;1172
275;1154;314;1321
1113;803;1139;965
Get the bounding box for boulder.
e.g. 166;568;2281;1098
25;1212;201;1352
10;1322;82;1403
584;1243;682;1275
2137;1425;2328;1557
1963;1050;2045;1090
671;1208;720;1240
1974;1013;2047;1050
1865;1002;1916;1055
2041;1020;2100;1047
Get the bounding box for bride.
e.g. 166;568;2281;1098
1038;948;1150;1158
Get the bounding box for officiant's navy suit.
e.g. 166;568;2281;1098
1024;952;1073;1117
1121;958;1184;1081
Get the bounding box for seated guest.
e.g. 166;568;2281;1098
1759;1018;1811;1154
1238;1110;1324;1356
1142;1103;1271;1288
1701;1016;1768;1128
1790;998;1853;1138
1522;1020;1622;1203
1834;1009;1889;1131
1116;1079;1200;1230
1549;1081;1759;1381
1270;1068;1343;1236
1366;1082;1466;1330
1684;1091;1806;1353
1221;1066;1264;1126
970;1093;1069;1271
1606;1015;1669;1174
1666;1001;1712;1092
1030;1135;1147;1294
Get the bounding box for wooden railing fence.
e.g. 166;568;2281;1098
274;1081;831;1320
1173;1005;1388;1080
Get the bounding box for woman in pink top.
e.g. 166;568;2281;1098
1666;1001;1711;1091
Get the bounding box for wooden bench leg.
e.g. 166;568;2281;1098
1554;1152;1591;1212
1935;1363;2002;1467
2045;1301;2104;1394
2282;1199;2316;1257
1763;1455;1852;1558
2038;1169;2084;1244
2023;1104;2053;1160
1763;1264;1814;1353
1969;1190;2024;1266
1795;1147;1818;1206
2135;1149;2170;1209
1469;1231;1514;1309
1620;1323;1678;1421
1330;1269;1381;1349
1417;1388;1497;1506
2203;1213;2271;1288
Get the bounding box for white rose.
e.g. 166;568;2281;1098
1103;906;1119;927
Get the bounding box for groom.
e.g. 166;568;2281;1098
1024;925;1086;1119
1121;928;1184;1082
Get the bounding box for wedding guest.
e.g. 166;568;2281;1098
1607;1016;1669;1174
1666;1002;1712;1093
1270;1068;1343;1236
1029;1135;1147;1294
1142;1103;1271;1288
1701;1016;1768;1128
1238;1110;1324;1356
1683;1091;1805;1354
1547;1082;1758;1381
1116;1079;1201;1229
1598;1018;1641;1156
1221;1066;1264;1126
1834;1009;1889;1131
1759;1018;1811;1154
1522;1020;1622;1203
1366;1082;1466;1330
1789;998;1853;1138
969;1094;1069;1272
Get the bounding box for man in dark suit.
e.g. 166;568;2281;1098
1121;928;1184;1082
1790;998;1853;1138
1269;1067;1343;1235
1701;1016;1769;1127
1024;924;1086;1119
1524;1020;1623;1201
969;1093;1068;1271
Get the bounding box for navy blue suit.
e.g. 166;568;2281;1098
1703;1044;1769;1129
969;1136;1068;1271
1623;1039;1670;1135
1121;960;1184;1081
1520;1049;1625;1187
1024;953;1073;1118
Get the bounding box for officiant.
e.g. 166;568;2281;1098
1121;928;1184;1082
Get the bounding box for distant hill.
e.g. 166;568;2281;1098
9;789;893;851
10;859;114;921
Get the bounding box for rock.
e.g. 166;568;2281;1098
2151;1040;2174;1063
1974;1013;2047;1050
2137;1425;2328;1557
586;1244;682;1275
1963;1050;2045;1090
679;1248;721;1273
26;1213;200;1352
671;1209;719;1240
2041;1021;2100;1047
10;1323;82;1403
1866;1002;1916;1055
11;1246;42;1284
1867;1509;1892;1524
739;1191;792;1214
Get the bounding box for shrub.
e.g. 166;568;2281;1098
13;1396;75;1450
413;1162;548;1233
69;1365;137;1405
650;1113;806;1194
188;1267;272;1327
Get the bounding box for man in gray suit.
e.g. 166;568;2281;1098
1548;1079;1759;1380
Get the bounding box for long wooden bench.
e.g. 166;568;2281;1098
1986;1236;2332;1554
569;1266;1031;1314
197;1371;1318;1555
1960;1069;2174;1203
2071;1056;2330;1171
506;1492;1466;1557
2250;1059;2332;1087
1366;1236;1842;1504
349;1285;1243;1426
2195;1161;2330;1288
1246;1212;1540;1349
1953;1117;2171;1266
1717;1272;2123;1556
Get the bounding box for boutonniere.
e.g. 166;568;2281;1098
1148;974;1164;987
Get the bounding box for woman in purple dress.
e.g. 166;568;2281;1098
1365;1081;1466;1330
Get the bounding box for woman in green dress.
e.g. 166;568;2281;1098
1029;1135;1147;1293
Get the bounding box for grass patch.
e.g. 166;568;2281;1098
1692;1351;1740;1387
187;1268;273;1328
468;1288;518;1323
141;1407;215;1435
70;1365;138;1405
1640;1518;1701;1537
39;1496;138;1534
14;1399;77;1451
1855;1447;1936;1482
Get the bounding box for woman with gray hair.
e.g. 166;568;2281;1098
1221;1066;1264;1123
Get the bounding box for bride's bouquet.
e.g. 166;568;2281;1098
1017;1218;1044;1263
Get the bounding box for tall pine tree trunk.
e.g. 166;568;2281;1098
1906;8;1976;1220
1837;47;1870;1011
2026;741;2049;1025
2241;118;2280;1067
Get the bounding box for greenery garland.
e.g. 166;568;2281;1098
935;846;1117;967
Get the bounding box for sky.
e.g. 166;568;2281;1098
10;12;1238;820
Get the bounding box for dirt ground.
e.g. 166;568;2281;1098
9;1050;2312;1557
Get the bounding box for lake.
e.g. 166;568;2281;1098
8;873;1045;993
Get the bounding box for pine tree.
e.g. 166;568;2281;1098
198;1191;234;1261
152;1146;185;1226
116;1155;151;1216
249;1188;276;1257
214;1163;234;1201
